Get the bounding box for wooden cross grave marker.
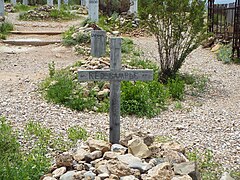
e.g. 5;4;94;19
78;38;153;144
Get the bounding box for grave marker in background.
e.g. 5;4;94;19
81;0;86;6
129;0;138;15
78;38;153;143
23;0;28;5
47;0;53;6
0;0;4;17
11;0;17;5
88;0;98;22
91;30;106;57
58;0;61;10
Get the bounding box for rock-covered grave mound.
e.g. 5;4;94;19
41;132;200;180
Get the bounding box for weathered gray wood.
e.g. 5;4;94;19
91;30;106;57
81;0;86;6
58;0;61;10
109;38;122;144
0;0;4;17
88;0;98;22
78;70;153;81
23;0;28;5
47;0;53;6
11;0;17;5
129;0;138;15
3;39;62;46
11;31;63;35
78;37;153;144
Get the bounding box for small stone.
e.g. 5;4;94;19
163;150;188;163
103;151;118;160
120;175;138;180
73;163;84;171
162;141;185;153
107;160;132;177
59;171;76;180
111;144;127;154
52;167;67;178
56;152;74;167
73;148;88;162
43;177;58;180
143;134;154;146
171;175;192;180
87;139;110;153
117;154;151;173
96;164;110;174
211;43;221;52
84;171;96;180
85;150;103;163
73;171;85;179
98;173;109;179
174;162;200;180
220;172;235;180
112;31;120;36
128;138;152;158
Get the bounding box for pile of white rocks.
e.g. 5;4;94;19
41;132;200;180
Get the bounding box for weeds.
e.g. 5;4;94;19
67;125;88;142
187;149;223;180
48;61;55;78
0;117;50;180
62;26;91;46
0;22;14;39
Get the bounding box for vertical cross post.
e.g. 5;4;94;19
109;38;121;144
0;0;4;17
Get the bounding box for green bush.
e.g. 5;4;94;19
217;44;232;63
0;22;14;40
0;117;50;180
121;80;168;117
167;76;185;100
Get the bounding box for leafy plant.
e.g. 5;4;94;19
139;0;206;82
48;61;55;78
167;76;185;100
95;131;107;141
0;22;14;40
67;126;88;142
187;149;223;180
217;44;232;63
0;117;50;180
121;38;134;54
174;101;182;109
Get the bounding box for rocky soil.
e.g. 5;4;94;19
0;12;239;177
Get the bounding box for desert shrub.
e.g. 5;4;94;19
139;0;206;82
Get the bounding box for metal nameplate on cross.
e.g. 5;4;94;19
78;37;154;144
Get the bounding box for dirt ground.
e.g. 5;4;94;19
0;12;239;174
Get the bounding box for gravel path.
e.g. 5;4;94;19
0;14;239;174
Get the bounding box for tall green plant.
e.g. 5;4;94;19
139;0;206;82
